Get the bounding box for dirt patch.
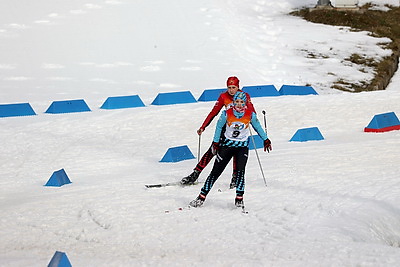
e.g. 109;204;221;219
291;4;400;92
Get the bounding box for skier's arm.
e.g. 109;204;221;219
199;94;225;132
213;111;227;143
245;93;256;114
250;113;268;140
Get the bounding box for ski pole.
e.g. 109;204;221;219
262;109;271;153
262;110;268;133
197;134;201;163
249;126;267;187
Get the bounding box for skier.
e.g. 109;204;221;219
180;76;255;188
189;91;272;208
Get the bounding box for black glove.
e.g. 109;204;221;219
211;142;219;155
264;139;272;153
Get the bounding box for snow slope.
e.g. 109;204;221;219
1;0;400;266
0;0;394;105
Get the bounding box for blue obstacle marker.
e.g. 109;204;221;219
279;85;318;96
151;91;197;105
47;251;72;267
160;145;195;162
290;127;324;142
44;169;72;187
242;85;280;97
45;99;91;114
100;95;145;109
364;111;400;133
198;88;226;102
248;135;264;150
0;103;36;118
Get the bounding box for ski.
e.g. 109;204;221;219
234;203;248;214
145;181;199;188
145;181;181;188
164;206;192;213
241;206;249;214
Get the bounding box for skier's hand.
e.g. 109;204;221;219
211;142;219;155
264;139;272;153
197;127;204;135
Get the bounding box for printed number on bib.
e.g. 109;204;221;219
232;130;240;138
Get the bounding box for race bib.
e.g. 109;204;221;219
225;121;250;141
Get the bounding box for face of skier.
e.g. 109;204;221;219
234;98;246;113
227;85;239;96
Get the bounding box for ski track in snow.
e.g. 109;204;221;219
1;89;400;266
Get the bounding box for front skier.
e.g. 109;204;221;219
189;91;272;208
180;76;255;189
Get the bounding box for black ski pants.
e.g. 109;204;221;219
200;146;248;197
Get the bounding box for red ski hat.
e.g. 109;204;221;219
227;76;239;87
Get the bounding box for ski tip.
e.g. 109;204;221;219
145;181;200;189
145;184;161;188
164;207;188;214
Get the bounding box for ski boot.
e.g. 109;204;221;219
181;170;200;185
235;196;244;208
189;194;206;207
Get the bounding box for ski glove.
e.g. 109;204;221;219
197;127;205;135
264;138;272;153
211;142;219;155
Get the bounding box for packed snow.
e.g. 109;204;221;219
1;0;400;266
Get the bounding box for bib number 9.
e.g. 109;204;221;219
232;130;240;138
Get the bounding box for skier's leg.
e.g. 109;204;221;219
196;123;227;173
230;154;238;189
199;147;234;197
184;125;229;185
234;147;249;201
195;144;216;172
181;144;215;185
